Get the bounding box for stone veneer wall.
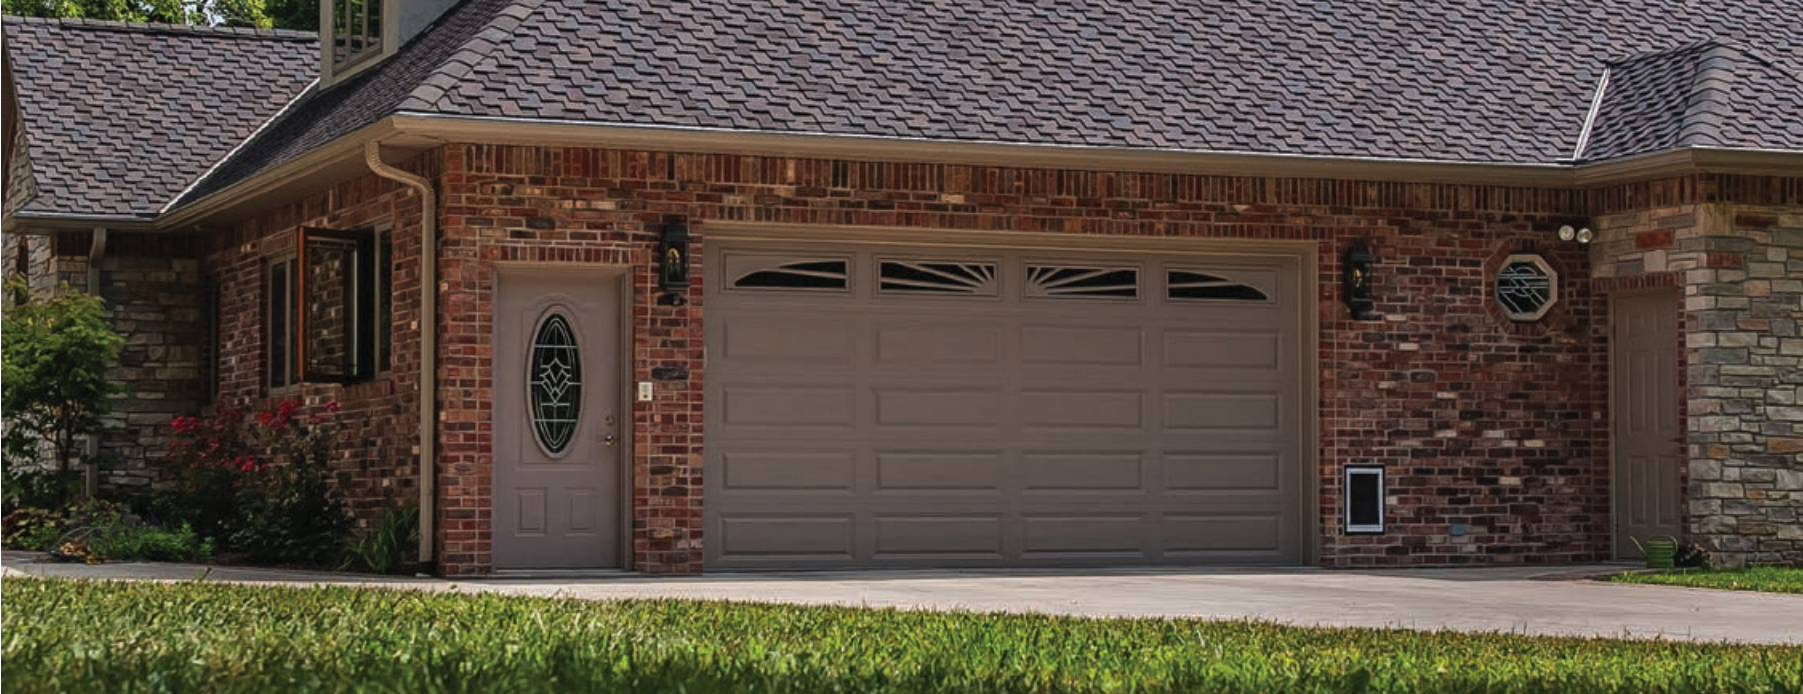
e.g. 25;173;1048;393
1592;177;1803;567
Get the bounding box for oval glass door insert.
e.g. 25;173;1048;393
529;311;582;455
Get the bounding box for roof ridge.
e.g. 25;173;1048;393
397;0;550;111
0;15;316;41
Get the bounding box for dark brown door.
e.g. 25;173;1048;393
1612;290;1682;559
494;269;622;569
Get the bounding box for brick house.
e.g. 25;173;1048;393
3;0;1800;576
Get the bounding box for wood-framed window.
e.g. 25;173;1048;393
266;226;391;389
331;0;385;74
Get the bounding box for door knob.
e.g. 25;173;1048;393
603;433;616;446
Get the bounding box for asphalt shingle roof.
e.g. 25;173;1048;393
1581;41;1803;161
2;17;317;217
31;0;1803;214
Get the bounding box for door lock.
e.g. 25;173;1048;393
603;433;616;446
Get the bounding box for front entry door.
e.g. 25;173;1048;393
494;269;622;569
1611;290;1682;560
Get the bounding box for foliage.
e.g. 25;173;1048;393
1610;566;1803;595
0;462;83;512
0;279;124;475
1673;541;1710;569
86;522;214;563
0;508;66;551
0;0;311;28
154;400;352;566
350;503;417;574
4;580;1799;694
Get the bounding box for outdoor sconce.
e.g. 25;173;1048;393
657;222;690;306
1555;220;1593;244
1342;239;1377;320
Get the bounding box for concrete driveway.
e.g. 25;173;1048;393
4;552;1798;645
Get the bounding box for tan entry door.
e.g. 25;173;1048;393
494;269;622;569
1612;290;1682;559
705;239;1305;570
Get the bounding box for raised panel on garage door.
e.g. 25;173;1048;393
705;242;1304;569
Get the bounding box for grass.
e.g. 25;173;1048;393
1609;566;1803;595
3;578;1799;694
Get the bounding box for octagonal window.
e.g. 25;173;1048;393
1496;254;1558;321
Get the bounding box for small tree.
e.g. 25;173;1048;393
1;279;124;475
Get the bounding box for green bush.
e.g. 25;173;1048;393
86;522;214;563
0;462;82;513
0;508;67;551
1;279;124;476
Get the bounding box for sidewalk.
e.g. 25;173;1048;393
5;551;1799;645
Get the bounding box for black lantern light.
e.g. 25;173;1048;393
657;222;690;306
1342;239;1376;320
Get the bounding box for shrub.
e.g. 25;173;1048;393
0;462;83;512
1;508;66;551
154;400;353;566
87;522;214;563
350;504;418;574
0;279;125;475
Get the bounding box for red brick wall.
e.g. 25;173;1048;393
206;155;436;538
203;141;1800;574
435;144;1610;572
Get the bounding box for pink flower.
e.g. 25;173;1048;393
324;401;342;413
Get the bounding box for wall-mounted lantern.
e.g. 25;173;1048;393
657;222;690;306
1342;239;1377;320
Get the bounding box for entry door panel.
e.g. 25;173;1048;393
494;271;621;569
1612;291;1681;559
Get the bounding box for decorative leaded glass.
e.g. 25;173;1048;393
1025;265;1139;299
1496;254;1558;321
529;312;581;455
1167;270;1270;301
879;260;998;295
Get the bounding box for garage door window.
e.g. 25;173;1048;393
730;258;849;291
1025;265;1139;299
878;260;999;296
1167;270;1270;302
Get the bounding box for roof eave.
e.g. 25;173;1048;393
156;119;406;232
4;210;158;233
388;112;1582;188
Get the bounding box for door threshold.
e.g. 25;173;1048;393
485;568;635;580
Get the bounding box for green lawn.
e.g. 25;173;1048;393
3;578;1798;694
1609;566;1803;595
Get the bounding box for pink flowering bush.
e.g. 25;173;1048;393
155;400;351;565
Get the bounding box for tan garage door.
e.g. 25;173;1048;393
704;236;1305;569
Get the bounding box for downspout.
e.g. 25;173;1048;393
363;141;436;569
85;228;106;497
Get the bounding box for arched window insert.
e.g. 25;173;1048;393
529;310;582;456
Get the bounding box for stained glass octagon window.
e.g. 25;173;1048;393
1496;254;1558;321
529;310;582;456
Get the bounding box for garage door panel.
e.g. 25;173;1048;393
874;322;1004;366
1164;514;1286;553
1165;452;1284;491
1020;325;1144;366
718;515;855;560
721;318;856;367
722;386;856;426
1023;452;1144;490
874;515;1004;557
1164;392;1283;431
707;241;1305;569
720;451;856;492
1022;515;1148;555
1163;330;1283;370
874;387;1005;427
875;451;1004;491
1020;390;1144;430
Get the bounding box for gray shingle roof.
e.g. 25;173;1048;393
2;17;317;217
1581;41;1803;161
164;0;1803;210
